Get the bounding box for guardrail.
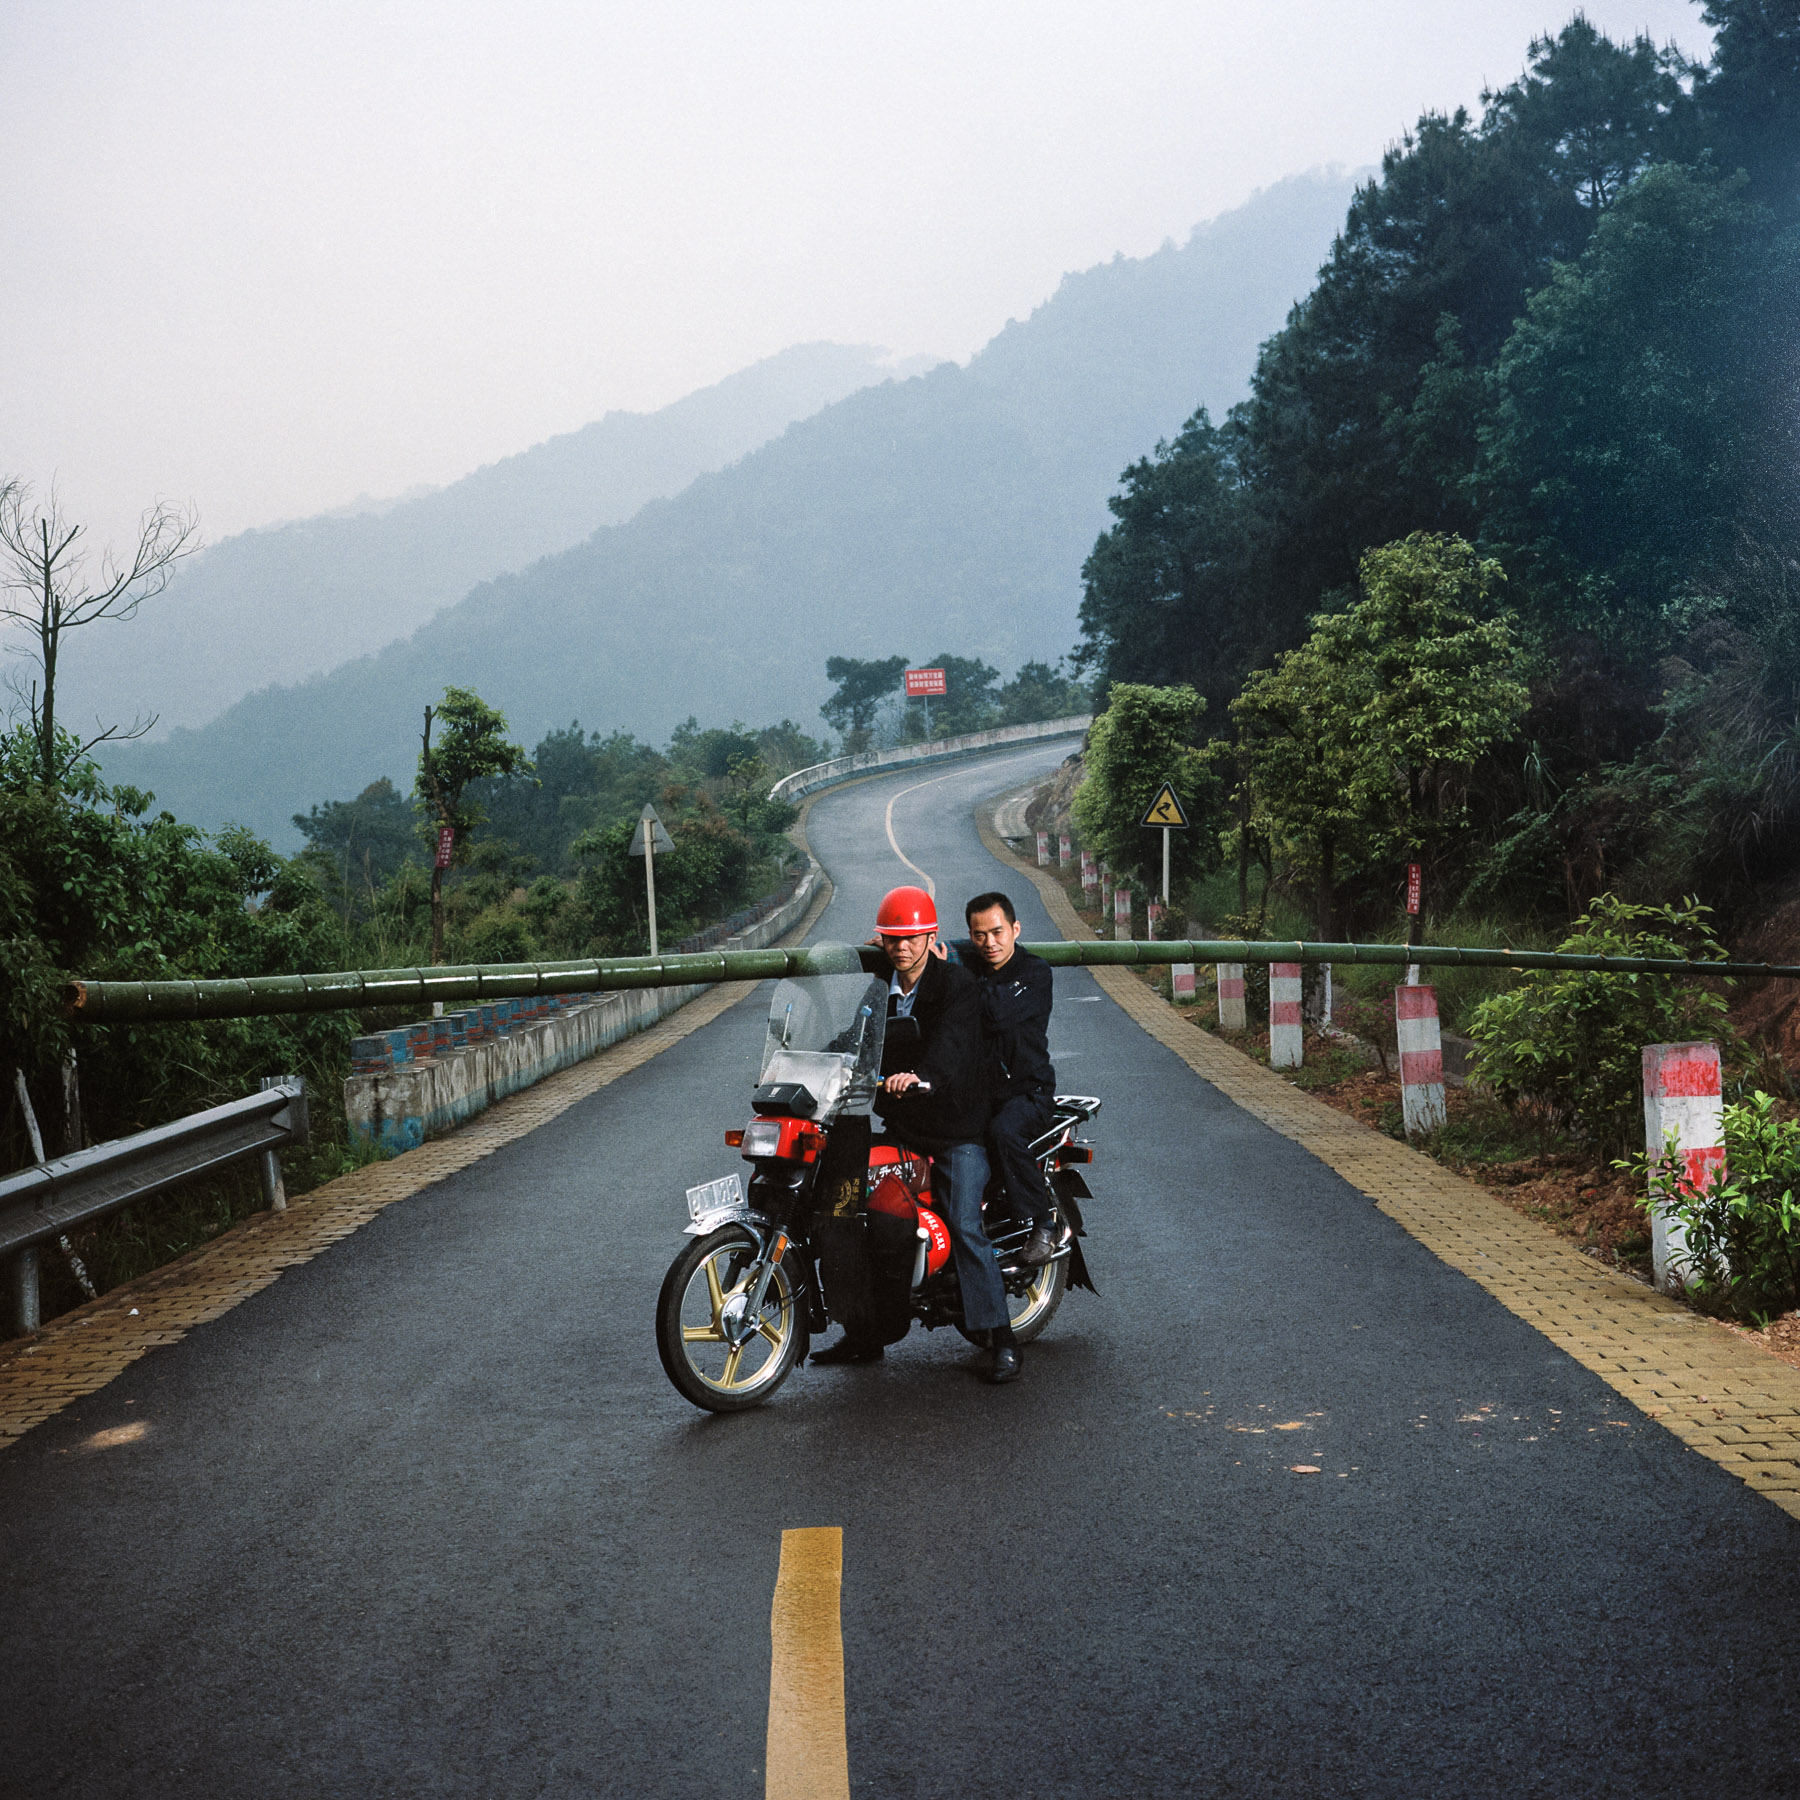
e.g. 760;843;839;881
768;714;1090;804
2;1076;308;1336
61;939;1795;1027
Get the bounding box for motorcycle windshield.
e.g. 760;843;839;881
760;953;888;1120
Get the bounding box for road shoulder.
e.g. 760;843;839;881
977;793;1800;1523
0;879;833;1451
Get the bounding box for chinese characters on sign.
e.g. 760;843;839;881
1405;862;1422;915
903;667;946;696
435;827;456;870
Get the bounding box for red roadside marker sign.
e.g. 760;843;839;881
435;827;456;870
1405;862;1422;915
904;667;946;696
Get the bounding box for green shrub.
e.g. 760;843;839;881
1465;894;1732;1155
1642;1092;1800;1322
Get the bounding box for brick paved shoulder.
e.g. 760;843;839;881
979;799;1800;1523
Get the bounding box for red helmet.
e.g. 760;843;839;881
876;884;938;937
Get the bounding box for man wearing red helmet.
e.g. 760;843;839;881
811;883;1022;1383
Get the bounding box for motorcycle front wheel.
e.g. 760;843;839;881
656;1226;808;1412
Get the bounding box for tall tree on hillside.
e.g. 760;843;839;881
821;656;906;752
0;483;198;788
1481;16;1693;212
416;688;533;963
1476;163;1800;656
1078;410;1251;712
1696;0;1800;210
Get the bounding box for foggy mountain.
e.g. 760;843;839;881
55;342;916;737
109;171;1358;845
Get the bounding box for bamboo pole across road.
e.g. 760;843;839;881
60;939;1800;1025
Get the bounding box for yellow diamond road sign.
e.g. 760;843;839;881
1141;783;1189;829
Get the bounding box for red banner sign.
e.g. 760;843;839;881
904;667;947;696
1405;862;1422;915
435;826;456;870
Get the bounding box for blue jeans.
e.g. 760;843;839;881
934;1140;1010;1333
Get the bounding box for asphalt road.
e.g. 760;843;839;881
7;743;1800;1798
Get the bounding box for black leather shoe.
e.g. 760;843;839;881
810;1336;884;1366
1018;1224;1058;1267
984;1344;1022;1384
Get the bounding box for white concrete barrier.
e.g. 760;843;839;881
1396;985;1447;1134
1643;1041;1726;1294
1059;834;1072;867
1036;830;1051;866
346;865;823;1153
1269;963;1303;1068
1080;851;1097;896
1171;963;1196;1003
1113;886;1132;941
1216;964;1246;1031
768;715;1090;805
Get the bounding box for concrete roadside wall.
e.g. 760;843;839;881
770;715;1090;805
345;864;823;1154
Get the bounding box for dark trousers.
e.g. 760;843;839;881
990;1093;1056;1227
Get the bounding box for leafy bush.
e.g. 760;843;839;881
1642;1092;1800;1322
1465;894;1732;1155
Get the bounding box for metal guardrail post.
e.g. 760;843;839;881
257;1074;298;1211
0;1076;310;1337
10;1245;39;1336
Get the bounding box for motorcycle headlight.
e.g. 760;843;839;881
741;1119;785;1159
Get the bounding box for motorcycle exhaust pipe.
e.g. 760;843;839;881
911;1227;929;1291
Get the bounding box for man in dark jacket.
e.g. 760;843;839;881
957;891;1060;1268
810;883;1021;1383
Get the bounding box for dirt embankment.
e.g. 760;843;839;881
1728;890;1800;1070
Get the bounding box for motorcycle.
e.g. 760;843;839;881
655;944;1100;1413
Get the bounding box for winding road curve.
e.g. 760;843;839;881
5;743;1800;1797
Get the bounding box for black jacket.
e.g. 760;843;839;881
873;954;989;1151
953;941;1056;1100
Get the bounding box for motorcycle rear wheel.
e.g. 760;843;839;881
957;1253;1067;1347
656;1226;807;1413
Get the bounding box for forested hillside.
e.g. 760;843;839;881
55;342;913;739
106;171;1357;844
1077;4;1800;936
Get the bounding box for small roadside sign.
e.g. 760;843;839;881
630;803;676;856
434;826;456;869
904;667;947;697
1405;862;1422;915
1140;783;1190;829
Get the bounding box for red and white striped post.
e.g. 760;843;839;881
1036;829;1051;866
1269;963;1303;1068
1643;1042;1726;1294
1171;962;1196;1003
1080;851;1098;896
1216;965;1246;1030
1113;886;1132;940
1059;833;1072;867
1396;985;1446;1134
1147;897;1164;939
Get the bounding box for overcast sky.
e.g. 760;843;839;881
2;0;1709;547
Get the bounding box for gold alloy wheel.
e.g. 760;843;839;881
1006;1254;1067;1343
675;1239;798;1396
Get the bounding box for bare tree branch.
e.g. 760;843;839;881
0;480;198;786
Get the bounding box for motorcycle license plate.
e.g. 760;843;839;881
685;1172;748;1233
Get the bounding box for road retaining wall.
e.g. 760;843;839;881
345;864;823;1154
769;715;1089;805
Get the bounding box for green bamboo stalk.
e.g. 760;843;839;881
61;939;1800;1025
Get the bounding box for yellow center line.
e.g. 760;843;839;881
767;1526;850;1800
